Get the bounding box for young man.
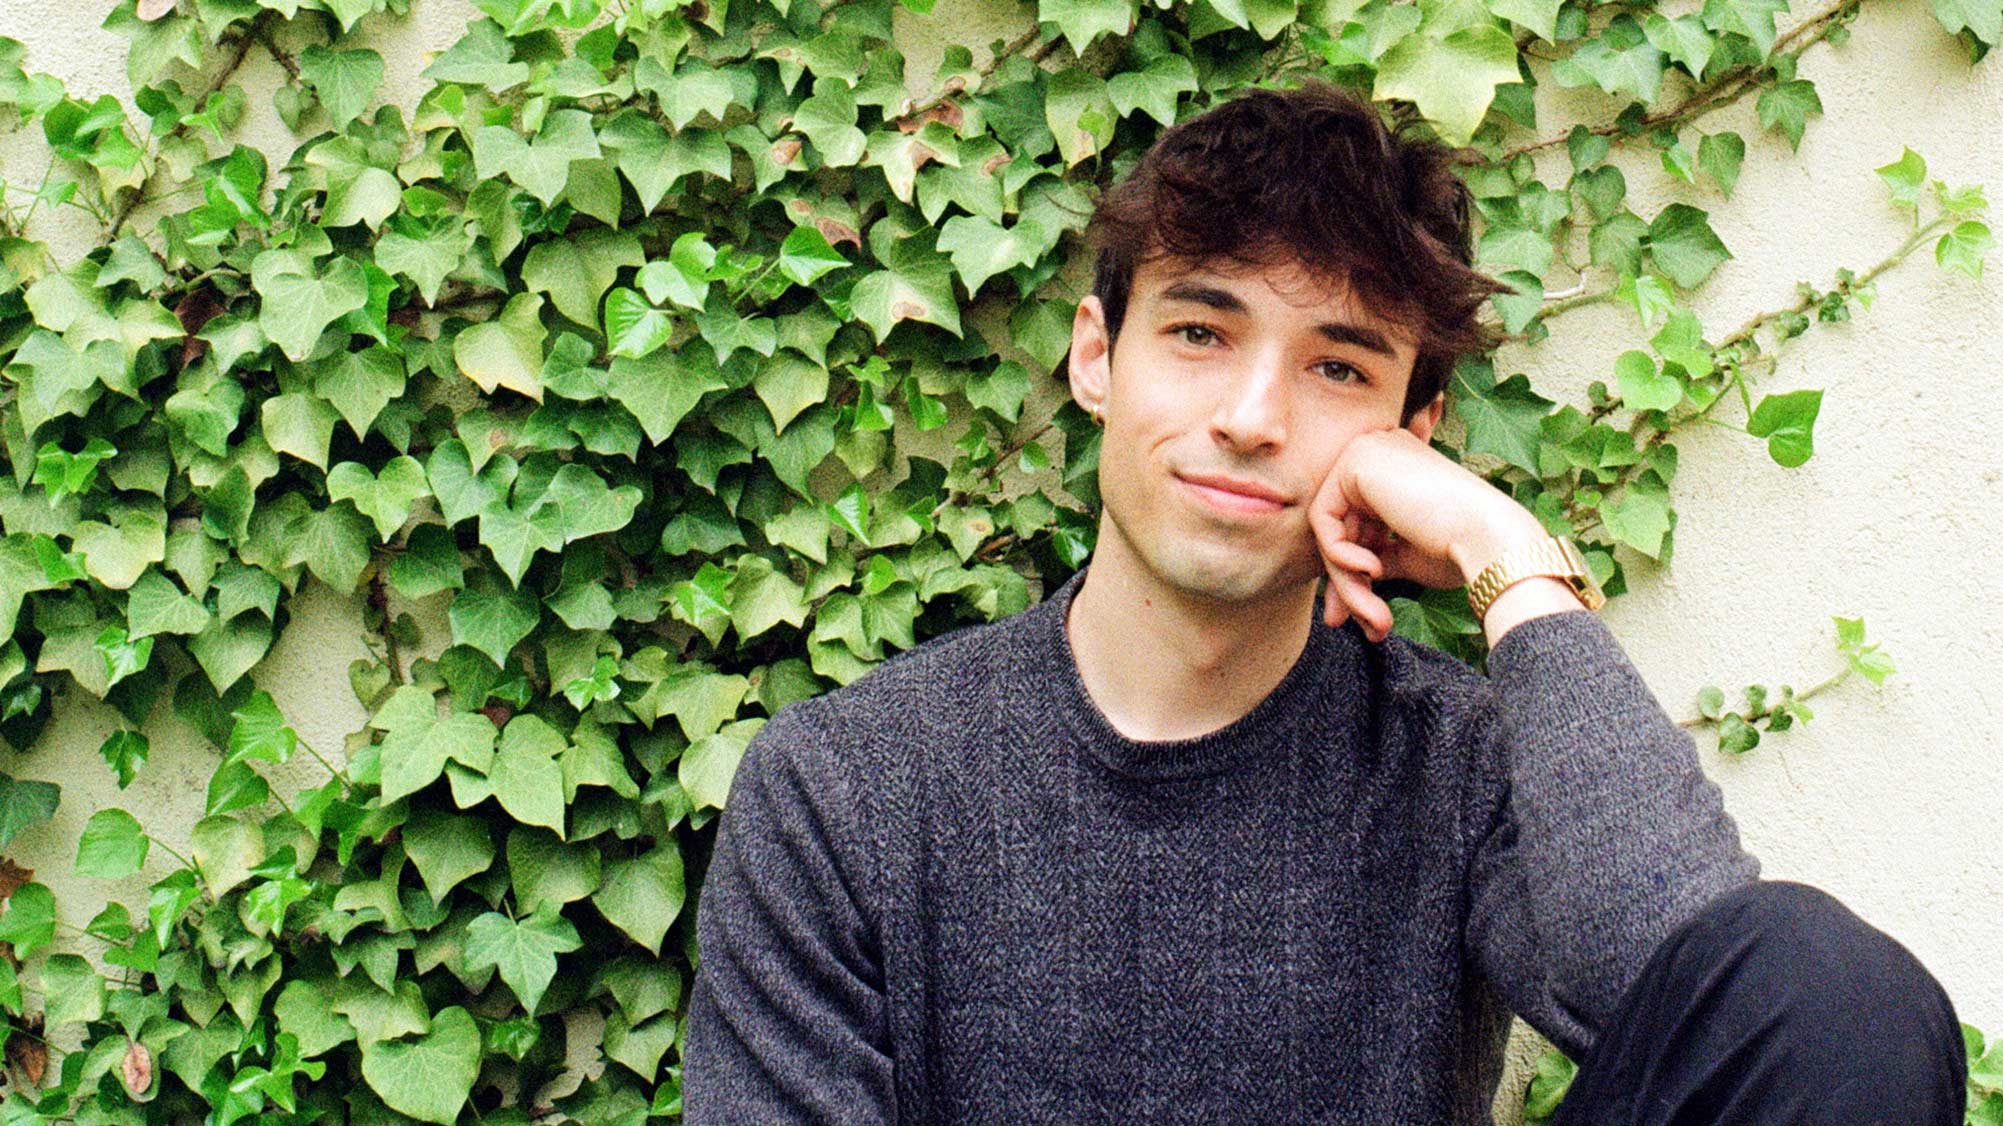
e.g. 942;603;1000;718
684;82;1965;1123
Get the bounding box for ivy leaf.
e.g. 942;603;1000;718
753;354;831;434
374;215;472;308
592;845;685;954
39;954;106;1028
1450;361;1553;473
251;250;367;362
1746;388;1823;467
1104;55;1196;127
1755;79;1822;152
471;110;601;206
508;827;602;914
1045;70;1115;166
358;1007;481;1125
1373;25;1521;146
125;569;210;638
1875;146;1927;210
634;59;736;129
388;524;465;600
1614;350;1684;412
1601;472;1673;558
190;813;263;896
403;811;495;903
1646;204;1731;289
454;292;547;401
0;882;56;957
1550;24;1667;104
852;228;961;340
485;715;567;834
729;555;810;641
1931;0;2003;45
0;775;61;851
1650;308;1713;378
1935;220;1994;278
522;229;644;328
284;502;372;594
793;78;864;166
261;392;340;470
606;350;728;445
603;288;674;359
1488;0;1564;41
1642;13;1714;77
681;717;762;809
449;583;540;668
777;224;849;287
313;346;407;441
937;215;1050;295
1038;0;1134;55
1700;0;1788;55
1697;131;1745;197
328;458;430;542
299;46;382;131
465;908;582;1014
77;807;149;878
376;698;498;805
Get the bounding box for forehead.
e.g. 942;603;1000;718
1131;254;1420;356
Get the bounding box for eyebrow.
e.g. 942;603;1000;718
1156;280;1400;358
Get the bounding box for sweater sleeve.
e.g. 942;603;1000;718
1460;608;1760;1060
683;703;897;1124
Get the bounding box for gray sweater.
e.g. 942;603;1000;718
684;567;1759;1123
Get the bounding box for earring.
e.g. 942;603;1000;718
1089;405;1104;427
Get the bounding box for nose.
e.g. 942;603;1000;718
1209;350;1289;453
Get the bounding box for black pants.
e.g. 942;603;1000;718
1552;880;1966;1125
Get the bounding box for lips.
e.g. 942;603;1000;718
1175;471;1291;515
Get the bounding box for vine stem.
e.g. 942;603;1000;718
1489;0;1864;163
105;25;261;240
1677;664;1852;728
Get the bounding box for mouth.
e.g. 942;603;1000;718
1175;473;1290;516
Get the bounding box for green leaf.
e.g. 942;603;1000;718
1614;350;1683;412
299;46;383;131
523;229;644;328
794;78;864;166
681;717;762;810
449;582;540;668
374;216;472;308
937;215;1050;295
1642;13;1714;77
603;288;674;359
39;954;106;1028
373;685;499;803
0;882;56;957
126;569;210;638
1551;27;1667;104
190;813;263;896
1450;362;1553;473
77;807;149;878
852;229;961;340
508;827;602;914
486;715;568;834
1697;131;1745;197
1373;25;1521;146
455;292;547;401
1755;79;1822;152
753;354;831;434
251;250;368;362
1106;54;1197;126
777;225;849;287
388;524;464;599
465;908;582;1014
592;845;685;954
403;811;495;901
1746;388;1823;467
1935;220;1994;278
284;502;372;594
1875;146;1927;210
471;110;602;206
1044;70;1115;166
0;775;61;850
1646;204;1731;290
1039;0;1134;54
1601;473;1672;558
1931;0;2003;46
1489;0;1564;41
328;457;430;542
359;1006;481;1125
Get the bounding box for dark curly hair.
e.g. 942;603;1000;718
1085;80;1505;422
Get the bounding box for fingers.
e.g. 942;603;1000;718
1324;564;1393;642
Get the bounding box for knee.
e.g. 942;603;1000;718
1690;880;1962;1053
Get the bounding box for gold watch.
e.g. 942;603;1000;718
1465;536;1606;622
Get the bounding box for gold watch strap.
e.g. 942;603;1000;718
1465;536;1606;622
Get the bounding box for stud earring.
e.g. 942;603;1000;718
1089;405;1104;427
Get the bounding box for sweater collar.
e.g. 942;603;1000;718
1019;565;1352;782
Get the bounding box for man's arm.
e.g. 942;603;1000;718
683;703;897;1123
1459;608;1760;1059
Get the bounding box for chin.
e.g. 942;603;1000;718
1144;541;1306;607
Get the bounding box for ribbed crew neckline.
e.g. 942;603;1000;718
1022;565;1348;782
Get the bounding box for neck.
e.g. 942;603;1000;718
1066;533;1317;743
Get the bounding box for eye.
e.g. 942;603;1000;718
1169;323;1219;347
1316;360;1368;385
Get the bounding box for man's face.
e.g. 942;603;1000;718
1067;254;1442;608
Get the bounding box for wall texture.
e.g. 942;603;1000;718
2;0;1999;1118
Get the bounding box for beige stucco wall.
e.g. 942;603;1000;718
2;0;2000;1118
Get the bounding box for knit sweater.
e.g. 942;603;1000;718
684;566;1759;1124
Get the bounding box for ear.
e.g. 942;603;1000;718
1403;394;1446;443
1068;295;1112;419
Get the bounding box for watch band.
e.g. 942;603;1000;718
1465;536;1607;622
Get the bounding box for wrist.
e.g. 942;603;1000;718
1450;507;1549;587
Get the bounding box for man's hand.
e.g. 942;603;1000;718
1306;429;1552;643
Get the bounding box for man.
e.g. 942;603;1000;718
685;81;1965;1123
